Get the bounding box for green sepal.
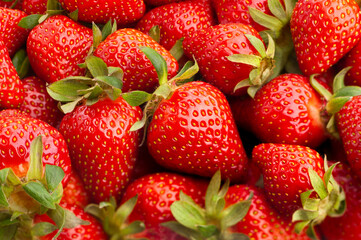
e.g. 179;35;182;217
0;186;9;207
129;114;147;132
225;232;250;240
332;66;351;93
27;135;44;181
22;182;56;210
197;224;218;238
45;165;64;193
205;170;222;217
245;34;267;57
86;56;108;78
47;79;90;101
294;220;311;234
309;74;333;101
122;91;153;107
154;84;172;99
227;54;262;68
68;9;78;21
101;20;116;41
17;14;42;29
11;49;30;79
308;168;328;200
326;96;353;115
268;0;288;24
119;220;145;236
170;200;206;230
249;7;283;36
92;22;103;50
161;221;202;239
292;209;319;223
60;97;83;114
0;168;21;186
169;37;184;61
114;195;138;228
0;224;18;240
171;59;199;85
149;25;160;43
95;75;123;90
31;222;58;236
138;46;168;86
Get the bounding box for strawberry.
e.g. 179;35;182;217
20;0;47;15
0;38;24;109
120;172;208;239
336;39;361;87
20;76;64;128
26;15;93;84
319;162;361;240
252;143;345;237
0;109;72;184
61;171;90;208
182;23;275;97
230;73;329;148
35;203;108;240
144;0;181;6
58;0;146;26
0;7;29;56
225;185;310;240
136;1;216;50
290;0;361;76
93;28;178;93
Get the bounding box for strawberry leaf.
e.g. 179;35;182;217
22;182;56;209
31;222;58;236
114;195;138;227
249;7;283;34
45;165;64;193
18;14;42;29
170;37;184;61
11;49;30;79
101;20;115;41
292;209;319;222
268;0;288;23
92;23;103;49
122;91;152;107
162;221;202;239
0;224;17;240
86;56;108;78
308;168;328;200
197;225;218;238
119;220;145;236
170;200;206;230
205;170;222;217
326;96;352;114
227;54;262;68
95;76;122;90
149;25;160;43
27;135;44;181
139;46;168;86
332;67;351;93
0;186;8;207
68;9;78;21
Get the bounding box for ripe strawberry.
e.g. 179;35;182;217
136;1;216;50
0;7;29;56
182;23;275;97
35;203;108;240
230;73;329;148
144;0;181;6
336;39;361;87
20;76;64;128
225;185;310;240
290;0;361;76
319;162;361;240
0;109;72;184
0;38;24;109
58;0;146;26
93;28;178;93
61;171;90;208
120;172;208;239
21;0;47;14
26;15;93;84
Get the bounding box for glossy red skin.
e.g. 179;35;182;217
337;39;361;87
136;1;216;50
0;7;29;56
319;162;361;240
336;95;361;178
21;0;47;14
20;76;64;128
182;23;264;96
0;109;72;185
147;81;248;182
0;0;22;8
61;171;90;208
231;74;328;148
27;15;93;84
94;28;178;93
36;203;107;240
252;143;325;218
58;0;146;25
0;39;24;109
290;0;361;76
59;97;142;203
226;185;310;240
121;172;208;240
212;0;272;32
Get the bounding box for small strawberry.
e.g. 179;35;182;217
182;23;275;97
61;171;90;208
58;0;146;26
230;73;329;148
26;15;93;84
253;143;345;237
0;38;24;109
20;76;64;128
93;28;178;93
0;7;30;56
136;1;216;50
290;0;361;75
21;0;47;15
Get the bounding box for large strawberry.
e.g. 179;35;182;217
58;0;146;26
26;15;93;84
0;7;29;56
290;0;361;76
230;73;329;148
93;28;178;93
252;143;345;237
182;23;275;97
136;1;215;51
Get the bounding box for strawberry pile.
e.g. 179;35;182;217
1;0;361;239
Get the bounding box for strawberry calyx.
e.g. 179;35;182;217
46;55;124;113
226;33;276;98
162;171;253;240
11;49;30;79
292;159;346;240
0;135;88;239
85;195;146;240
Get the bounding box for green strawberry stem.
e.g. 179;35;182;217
163;171;252;240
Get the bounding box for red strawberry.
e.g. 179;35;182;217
61;171;90;208
144;0;181;6
26;15;93;84
0;38;24;109
0;7;29;56
337;39;361;87
93;28;178;93
182;23;275;97
290;0;361;76
21;0;47;15
225;185;310;240
19;76;64;128
136;1;215;50
35;203;108;240
319;162;361;240
58;0;146;26
230;73;329;148
0;109;72;184
120;172;208;240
